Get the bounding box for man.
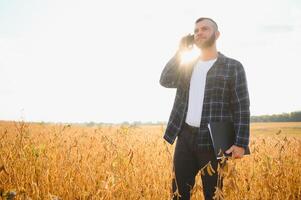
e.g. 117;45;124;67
160;17;250;200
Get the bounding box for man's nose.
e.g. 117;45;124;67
196;32;203;38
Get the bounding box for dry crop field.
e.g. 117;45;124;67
0;121;300;200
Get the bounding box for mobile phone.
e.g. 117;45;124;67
185;34;194;46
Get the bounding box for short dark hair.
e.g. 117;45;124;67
195;17;218;30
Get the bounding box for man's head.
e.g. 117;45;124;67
193;17;220;49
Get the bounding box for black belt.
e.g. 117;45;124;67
183;122;199;133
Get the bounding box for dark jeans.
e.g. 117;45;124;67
172;123;225;200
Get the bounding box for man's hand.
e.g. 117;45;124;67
179;34;194;51
225;145;245;159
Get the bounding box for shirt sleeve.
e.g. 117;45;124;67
230;62;250;149
159;53;181;88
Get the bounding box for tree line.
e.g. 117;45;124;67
251;111;301;122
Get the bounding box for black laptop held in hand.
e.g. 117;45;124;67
208;122;250;159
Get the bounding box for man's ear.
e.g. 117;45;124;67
215;30;220;40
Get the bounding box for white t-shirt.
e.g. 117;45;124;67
185;58;217;127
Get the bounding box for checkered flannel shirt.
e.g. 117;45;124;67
160;52;250;149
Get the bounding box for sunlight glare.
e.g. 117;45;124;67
180;46;200;65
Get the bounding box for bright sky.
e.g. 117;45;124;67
1;0;301;123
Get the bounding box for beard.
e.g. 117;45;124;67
197;32;216;49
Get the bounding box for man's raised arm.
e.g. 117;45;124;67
159;53;182;88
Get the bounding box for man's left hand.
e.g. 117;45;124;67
225;145;245;159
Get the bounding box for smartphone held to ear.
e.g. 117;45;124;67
180;34;194;50
185;34;194;46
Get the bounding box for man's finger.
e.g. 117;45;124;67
232;151;236;158
225;146;233;154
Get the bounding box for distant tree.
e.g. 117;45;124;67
133;121;142;126
290;111;301;121
86;121;96;127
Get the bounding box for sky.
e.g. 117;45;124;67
1;0;301;123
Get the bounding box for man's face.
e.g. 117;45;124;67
194;20;219;49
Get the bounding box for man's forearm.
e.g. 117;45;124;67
160;54;181;88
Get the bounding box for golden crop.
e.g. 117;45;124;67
0;121;300;200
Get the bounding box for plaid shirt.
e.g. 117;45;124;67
160;52;250;149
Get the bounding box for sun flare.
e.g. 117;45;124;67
180;46;201;65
